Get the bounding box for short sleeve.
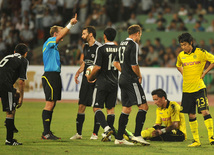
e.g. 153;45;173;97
155;108;162;125
19;58;28;80
176;54;182;67
94;47;102;66
130;43;138;66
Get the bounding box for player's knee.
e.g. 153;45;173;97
78;104;86;113
201;110;210;116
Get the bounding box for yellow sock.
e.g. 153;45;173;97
204;118;214;140
141;128;155;139
189;120;200;143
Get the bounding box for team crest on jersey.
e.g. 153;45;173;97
91;54;95;58
193;55;197;59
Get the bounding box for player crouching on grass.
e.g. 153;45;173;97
0;43;29;145
140;89;187;142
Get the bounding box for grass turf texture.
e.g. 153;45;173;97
0;101;214;155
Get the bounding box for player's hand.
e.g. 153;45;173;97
152;129;162;137
138;76;142;84
16;102;22;109
85;74;96;83
70;13;78;25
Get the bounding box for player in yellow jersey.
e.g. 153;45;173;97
140;89;187;141
176;32;214;147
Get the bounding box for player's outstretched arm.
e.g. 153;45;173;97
56;13;78;43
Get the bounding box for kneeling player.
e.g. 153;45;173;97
141;89;187;141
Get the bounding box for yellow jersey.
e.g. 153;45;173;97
176;47;214;93
155;100;187;140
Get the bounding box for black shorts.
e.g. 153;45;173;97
0;86;17;112
119;75;147;107
78;77;95;106
181;88;209;114
42;72;62;101
92;85;118;109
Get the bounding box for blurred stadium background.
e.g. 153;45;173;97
1;0;214;100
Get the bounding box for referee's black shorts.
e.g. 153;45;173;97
119;75;147;107
42;72;62;101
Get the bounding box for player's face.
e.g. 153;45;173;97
180;41;193;54
135;31;142;43
152;95;165;108
82;29;90;43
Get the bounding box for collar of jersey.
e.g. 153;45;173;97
166;100;170;108
126;38;133;41
104;42;115;45
184;46;196;55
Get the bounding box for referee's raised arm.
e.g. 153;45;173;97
56;13;78;43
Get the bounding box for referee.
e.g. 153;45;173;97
41;14;78;140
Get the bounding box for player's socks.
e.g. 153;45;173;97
76;113;85;135
42;110;52;135
204;114;214;143
6;118;14;142
117;113;129;140
189;118;200;143
93;115;100;135
134;110;147;136
95;110;108;129
107;114;116;136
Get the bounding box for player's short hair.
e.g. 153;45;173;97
104;28;116;41
50;25;63;37
151;89;167;99
178;32;193;45
83;26;96;38
15;43;29;55
127;25;142;35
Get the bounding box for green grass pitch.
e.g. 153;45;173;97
0;101;214;155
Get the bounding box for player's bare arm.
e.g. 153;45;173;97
177;66;183;75
152;121;179;137
75;62;85;84
132;65;142;84
201;63;214;79
86;65;101;82
56;13;78;43
113;61;121;72
17;79;25;109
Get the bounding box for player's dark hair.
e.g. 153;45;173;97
104;28;116;41
127;25;142;35
83;26;96;38
178;32;193;46
15;43;28;55
151;89;167;99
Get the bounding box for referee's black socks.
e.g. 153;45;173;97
93;115;100;135
134;110;147;136
5;118;14;142
42;110;53;135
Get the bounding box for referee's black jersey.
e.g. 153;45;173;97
83;41;102;75
115;38;139;80
0;53;28;88
94;42;118;88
